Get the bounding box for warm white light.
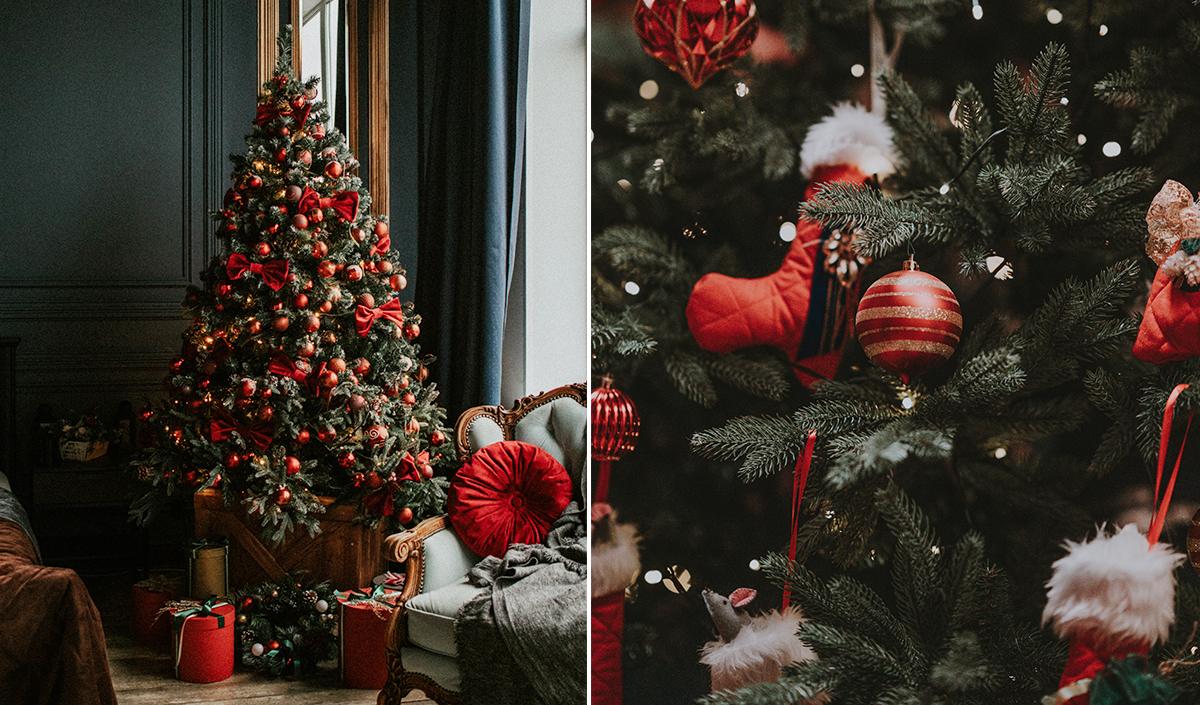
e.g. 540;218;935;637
639;80;659;100
624;281;641;295
617;178;632;190
589;129;594;142
939;183;951;195
972;2;983;20
644;570;663;585
748;559;761;571
1102;141;1122;157
994;447;1007;459
1099;24;1109;36
1059;97;1069;105
735;82;749;97
1077;134;1087;146
931;545;942;555
779;222;797;242
901;396;915;410
850;63;866;78
949;99;963;128
1046;9;1063;24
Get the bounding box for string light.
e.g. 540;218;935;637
1046;8;1063;24
1102;141;1122;157
993;447;1008;459
939;183;951;195
748;559;761;571
734;82;749;98
1099;24;1108;36
971;0;983;20
638;80;659;100
779;222;797;242
644;569;663;585
901;395;915;410
1077;134;1087;146
623;281;641;295
616;179;632;190
949;99;964;128
850;63;866;78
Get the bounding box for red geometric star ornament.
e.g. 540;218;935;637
634;0;759;89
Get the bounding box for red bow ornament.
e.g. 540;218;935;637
396;451;430;483
296;186;359;222
304;361;329;396
362;480;399;517
208;409;274;449
355;298;406;336
227;253;289;291
268;354;311;385
370;232;390;257
255;101;311;129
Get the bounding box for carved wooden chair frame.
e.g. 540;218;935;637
377;382;587;705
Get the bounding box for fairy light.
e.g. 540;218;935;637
850;63;866;78
994;447;1008;459
1059;97;1069;106
939;183;951;195
734;82;749;98
616;179;632;190
623;281;641;295
1046;8;1063;24
971;0;983;20
1099;24;1108;36
1102;141;1122;157
639;80;659;100
1077;134;1087;146
644;570;663;585
779;222;797;242
748;559;761;571
901;395;915;410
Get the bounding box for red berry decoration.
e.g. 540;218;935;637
430;430;446;446
634;0;760;90
325;161;343;178
397;507;414;524
855;257;961;385
337;451;356;468
284;456;301;475
352;472;365;487
367;424;389;447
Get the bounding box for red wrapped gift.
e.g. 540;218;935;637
337;586;402;689
171;599;235;683
132;582;175;647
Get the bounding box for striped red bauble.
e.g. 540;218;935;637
855;258;961;384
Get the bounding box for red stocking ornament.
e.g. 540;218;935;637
686;104;896;386
1134;180;1200;364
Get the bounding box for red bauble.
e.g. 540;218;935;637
248;175;264;189
345;265;364;282
397;507;413;524
397;375;410;390
354;358;371;375
328;357;347;373
297;340;315;357
855;258;961;384
390;274;408;291
308;208;324;225
358;293;376;309
415;366;429;382
299;150;312;166
348;394;367;411
633;0;760;90
311;241;328;258
405;419;420;435
590;375;640;461
275;148;288;162
403;322;420;339
319;370;338;388
224;450;242;468
430;430;446;446
402;392;416;406
367;424;389;447
337;451;356;468
292;213;310;230
239;379;257;397
311;123;326;140
317;260;336;278
273;314;290;332
420;464;434;480
284;456;301;475
214;282;232;297
317;425;337;443
220;219;237;235
255;242;271;257
319;300;333;313
294;293;309;308
304;314;321;333
291;94;307;110
366;472;383;490
377;260;393;274
274;488;291;505
325;161;343;178
374;221;389;237
286;185;303;201
296;428;311;444
350;227;367;243
278;126;290;137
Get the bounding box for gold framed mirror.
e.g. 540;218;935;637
257;0;388;216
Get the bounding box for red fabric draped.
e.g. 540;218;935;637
226;253;288;291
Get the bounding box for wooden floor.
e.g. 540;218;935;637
82;568;434;705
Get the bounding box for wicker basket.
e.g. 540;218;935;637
59;439;110;462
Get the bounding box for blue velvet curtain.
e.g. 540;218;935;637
414;0;531;419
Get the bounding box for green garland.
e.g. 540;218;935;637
232;573;337;678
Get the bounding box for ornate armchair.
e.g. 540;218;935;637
377;383;587;705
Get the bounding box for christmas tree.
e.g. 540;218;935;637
593;0;1200;702
129;29;453;546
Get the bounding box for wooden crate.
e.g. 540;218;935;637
193;489;387;591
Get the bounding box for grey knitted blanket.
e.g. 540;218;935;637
455;503;587;705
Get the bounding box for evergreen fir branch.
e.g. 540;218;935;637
1000;43;1071;164
963;395;1090;440
877;485;942;648
691;415;803;463
941;531;986;635
593;225;693;286
954;83;994;171
702;350;792;401
798;621;908;683
929;347;1025;413
697;679;827;705
591;305;657;360
824;573;925;676
825;419;954;491
881;70;960;187
802;182;965;259
663;348;718;407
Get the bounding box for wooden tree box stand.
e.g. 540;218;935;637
193;489;387;592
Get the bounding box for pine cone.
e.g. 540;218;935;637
1184;254;1200;287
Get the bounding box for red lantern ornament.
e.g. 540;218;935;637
633;0;760;90
590;375;641;504
855;257;961;385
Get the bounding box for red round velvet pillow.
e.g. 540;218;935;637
447;440;572;558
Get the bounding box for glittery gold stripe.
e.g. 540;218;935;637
860;326;961;343
863;340;956;358
859;290;961;306
871;274;954;291
856;305;963;326
1188;535;1200;553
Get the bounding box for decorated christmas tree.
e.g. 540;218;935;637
129;29;453;546
593;0;1200;702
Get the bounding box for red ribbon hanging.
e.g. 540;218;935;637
268;354;310;384
254;102;311;129
370;232;390;257
208;409;274;449
304;362;329;396
296;186;360;222
355;299;405;336
396;451;430;483
362;481;399;517
783;429;816;612
226;253;289;291
1149;383;1192;546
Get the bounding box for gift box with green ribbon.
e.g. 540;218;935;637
170;597;235;683
337;585;402;689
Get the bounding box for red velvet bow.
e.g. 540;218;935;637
370;232;390;256
254;102;311;129
296;186;360;222
355;299;405;336
227;253;289;291
362;481;399;517
268;354;310;384
396;451;430;483
304;362;329;396
208;409;274;449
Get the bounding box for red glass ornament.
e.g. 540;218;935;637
354;358;371;375
286;185;303;201
317;425;337;443
304;314;321;333
278;126;290;137
415;366;429;382
348;394;367;412
430;430;446;446
367;424;389;446
402;392;416;406
855;258;961;385
345;265;364;282
292;213;310;230
299;150;312;166
397;507;413;524
319;300;333;313
248;175;264;189
317;260;336;278
274;488;291;506
350;227;366;243
633;0;760;90
358;293;375;309
297;340;315;357
311;123;325;140
403;322;420;339
284;456;301;475
325;161;343;178
406;419;420;435
239;379;257;397
294;293;309;308
337;451;356;468
311;241;328;258
328;358;347;373
308;208;324;225
374;221;388;237
319;370;338;388
296;428;311;444
273;315;290;332
378;260;393;274
420;464;434;479
590;375;641;503
220;219;237;235
255;242;271;257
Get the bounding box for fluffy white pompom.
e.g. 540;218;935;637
1042;524;1183;647
700;606;816;693
799;103;897;179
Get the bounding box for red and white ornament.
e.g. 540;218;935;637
855;258;961;384
633;0;759;90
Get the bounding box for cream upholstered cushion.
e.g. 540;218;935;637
513;397;587;491
421;525;482;594
405;577;485;657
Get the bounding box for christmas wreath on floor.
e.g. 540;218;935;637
232;573;337;677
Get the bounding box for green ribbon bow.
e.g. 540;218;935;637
338;584;392;604
1090;655;1179;705
172;596;227;631
263;637;303;677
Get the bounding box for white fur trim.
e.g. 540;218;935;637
591;520;641;598
1041;524;1183;646
799;103;897;179
700;607;816;692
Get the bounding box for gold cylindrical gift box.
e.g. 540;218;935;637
189;543;229;599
